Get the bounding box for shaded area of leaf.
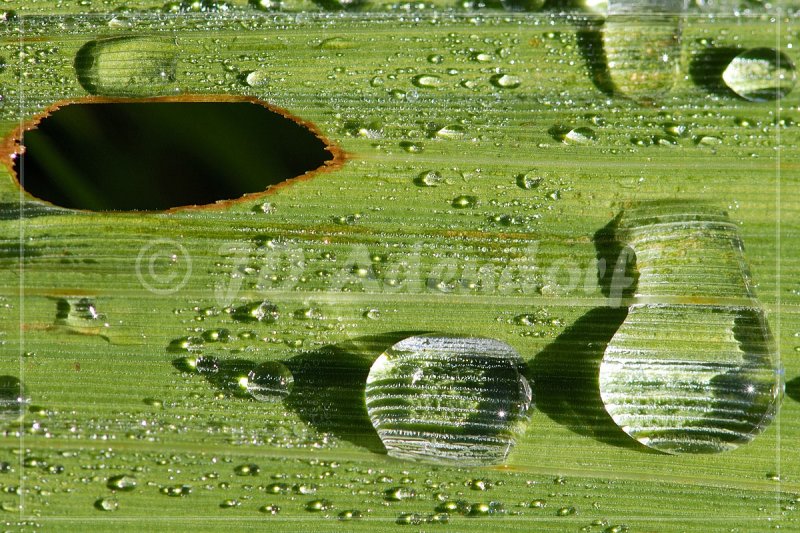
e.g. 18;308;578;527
689;47;741;98
172;331;427;454
786;376;800;404
530;306;656;451
593;212;639;300
575;22;615;96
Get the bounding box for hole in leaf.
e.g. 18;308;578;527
13;99;334;211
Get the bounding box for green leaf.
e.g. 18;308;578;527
0;2;797;531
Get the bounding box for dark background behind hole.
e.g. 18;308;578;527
17;102;331;211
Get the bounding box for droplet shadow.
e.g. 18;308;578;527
530;211;654;452
172;331;426;455
786;376;800;404
689;47;741;98
575;22;615;96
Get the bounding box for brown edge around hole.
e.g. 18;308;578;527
0;94;348;214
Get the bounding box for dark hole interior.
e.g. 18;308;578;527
16;102;332;211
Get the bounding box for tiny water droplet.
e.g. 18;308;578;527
94;498;119;512
489;74;521;89
234;463;260;476
107;475;137;492
74;36;178;97
412;74;443;88
338;509;363;521
556;506;576;516
365;335;533;465
722;48;796;102
414;170;445;187
230;301;279;323
260;504;280;514
516;172;542;190
400;141;424;153
551;126;597;144
451;195;479;209
249;0;282;10
246;362;294;402
305;499;333;512
244;69;269;87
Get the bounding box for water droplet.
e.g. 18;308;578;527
230;301;279;323
94;498;119;512
244;69;269;87
233;463;260;476
74;36;178;97
305;499;333;512
550;126;597;144
489;74;521;89
365;334;533;465
220;498;240;508
434;125;466;139
602;0;684;100
663;122;689;137
338;510;363;521
600;204;783;453
55;297;107;334
412;74;443;88
0;376;25;422
260;504;280;514
451;195;479;209
556;506;577;516
400;141;424;153
384;486;416;501
318;36;358;50
722;48;796;102
414;170;445;187
516;172;542;190
107;475;137;492
249;0;281;10
246;362;294;402
501;0;545;11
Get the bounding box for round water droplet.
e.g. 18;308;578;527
365;334;533;465
722;48;796;102
0;376;25;422
74;36;178;97
246;362;294;402
601;305;782;453
489;74;521;89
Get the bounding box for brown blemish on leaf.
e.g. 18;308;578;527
0;94;348;214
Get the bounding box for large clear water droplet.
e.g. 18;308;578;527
722;48;797;102
602;0;685;100
365;335;532;465
600;203;782;453
74;36;178;97
601;305;782;454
